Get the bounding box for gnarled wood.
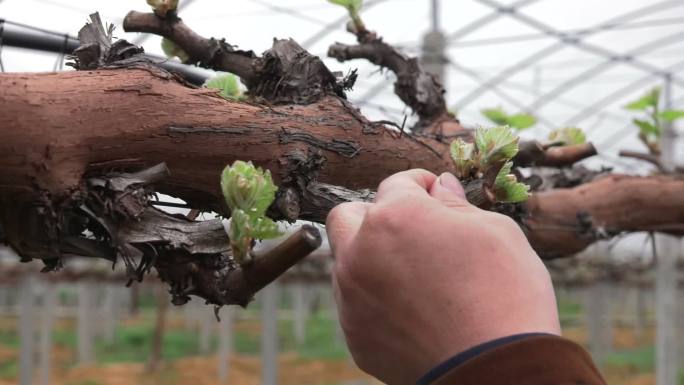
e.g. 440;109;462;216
2;69;684;263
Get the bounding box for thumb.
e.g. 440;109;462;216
429;172;469;208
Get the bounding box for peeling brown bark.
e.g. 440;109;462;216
0;69;451;207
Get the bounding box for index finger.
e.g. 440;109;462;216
375;169;438;203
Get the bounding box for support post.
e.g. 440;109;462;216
261;282;280;385
199;306;213;354
634;284;648;343
39;284;57;385
18;275;35;385
421;0;446;83
102;285;118;344
291;283;308;346
585;280;613;366
77;282;95;365
0;286;8;315
656;74;680;385
217;306;234;382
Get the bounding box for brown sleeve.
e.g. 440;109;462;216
431;335;606;385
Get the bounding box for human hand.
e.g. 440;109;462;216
326;169;560;385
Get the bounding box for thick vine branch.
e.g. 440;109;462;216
524;174;684;258
1;70;682;262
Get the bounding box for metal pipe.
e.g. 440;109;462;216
0;20;212;85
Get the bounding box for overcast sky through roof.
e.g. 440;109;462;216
1;0;683;172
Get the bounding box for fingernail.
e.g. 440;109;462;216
438;172;465;197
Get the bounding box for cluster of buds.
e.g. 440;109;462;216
221;161;281;265
450;126;529;203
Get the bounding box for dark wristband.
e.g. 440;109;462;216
415;333;552;385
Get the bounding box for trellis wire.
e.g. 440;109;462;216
0;19;5;72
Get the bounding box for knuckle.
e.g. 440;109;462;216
487;211;519;229
365;200;430;235
364;203;403;230
375;177;393;195
325;202;350;227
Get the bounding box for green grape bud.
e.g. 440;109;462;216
161;37;190;63
204;73;242;100
221;160;282;265
449;138;475;178
221;161;277;215
228;209;252;264
494;162;529;203
475;126;519;166
548;127;586;145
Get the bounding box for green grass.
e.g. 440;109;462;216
232;314;348;360
0;304;349;372
97;324;200;363
92;312;347;363
0;330;19;348
54;328;78;348
556;296;583;327
604;346;684;385
290;315;348;360
604;345;654;372
0;360;17;380
66;380;103;385
557;297;582;318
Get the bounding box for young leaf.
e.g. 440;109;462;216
327;0;363;12
498;180;530;203
658;109;684;122
161;37;189;63
507;113;536;130
481;107;509;126
250;216;282;240
632;118;659;137
482;107;536;130
204;73;242;100
449;138;475;178
493;162;529;203
624;87;660;111
475;126;519;166
548;127;586;145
